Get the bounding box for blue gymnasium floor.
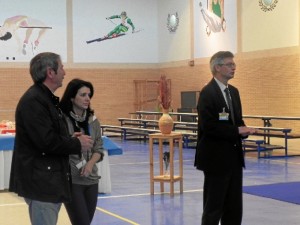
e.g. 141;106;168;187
92;138;300;225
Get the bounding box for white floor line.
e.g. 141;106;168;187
98;189;203;199
0;202;25;207
110;159;193;166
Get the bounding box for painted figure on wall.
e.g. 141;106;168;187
0;15;51;55
199;0;226;36
86;11;137;44
105;11;135;38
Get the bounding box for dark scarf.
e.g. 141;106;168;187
69;110;90;135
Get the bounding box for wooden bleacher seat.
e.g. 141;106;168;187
101;125;160;141
103;114;300;155
101;124;198;148
243;126;300;157
118;118;197;132
242;139;285;158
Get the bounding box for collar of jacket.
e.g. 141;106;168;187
37;83;60;106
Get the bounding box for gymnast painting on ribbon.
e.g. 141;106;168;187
200;0;226;36
0;15;52;55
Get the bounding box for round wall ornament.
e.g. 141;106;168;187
167;12;179;33
259;0;278;12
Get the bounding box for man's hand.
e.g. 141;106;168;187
238;126;257;137
72;132;82;138
77;134;94;152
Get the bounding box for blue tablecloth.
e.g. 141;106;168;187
0;135;122;155
0;135;15;151
0;135;120;192
102;136;123;155
0;135;15;190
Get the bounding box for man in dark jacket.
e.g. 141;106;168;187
194;51;256;225
9;52;94;225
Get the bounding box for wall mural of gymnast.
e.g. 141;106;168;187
0;15;52;56
86;11;141;44
199;0;226;36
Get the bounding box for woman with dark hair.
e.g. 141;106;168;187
59;78;104;225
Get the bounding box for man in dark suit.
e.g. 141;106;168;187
194;51;256;225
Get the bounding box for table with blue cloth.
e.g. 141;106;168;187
0;134;15;190
98;136;123;193
0;135;122;192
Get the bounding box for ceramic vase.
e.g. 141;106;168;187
158;109;174;134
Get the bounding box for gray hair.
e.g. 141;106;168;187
29;52;61;84
210;51;234;75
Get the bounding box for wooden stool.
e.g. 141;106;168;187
149;133;183;196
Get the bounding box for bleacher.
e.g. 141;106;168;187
102;112;300;158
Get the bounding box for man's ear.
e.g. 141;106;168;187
47;67;54;79
215;64;222;73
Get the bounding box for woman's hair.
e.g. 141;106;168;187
29;52;60;84
59;78;94;116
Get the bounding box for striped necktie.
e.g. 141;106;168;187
224;88;235;124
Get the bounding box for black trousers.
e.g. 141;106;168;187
201;167;243;225
64;183;98;225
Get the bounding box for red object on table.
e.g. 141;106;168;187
1;129;15;134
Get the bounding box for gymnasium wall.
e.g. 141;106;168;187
1;0;300;132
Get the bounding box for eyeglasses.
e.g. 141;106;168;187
219;63;236;68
